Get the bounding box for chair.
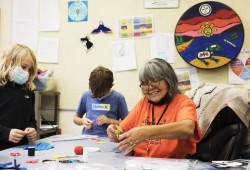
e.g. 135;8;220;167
187;107;248;161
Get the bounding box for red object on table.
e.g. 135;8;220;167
10;152;21;156
74;146;83;155
26;159;39;163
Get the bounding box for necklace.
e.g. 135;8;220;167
146;102;170;156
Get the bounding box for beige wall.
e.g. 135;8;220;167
0;0;249;135
0;0;12;53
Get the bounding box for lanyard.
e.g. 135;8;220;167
151;102;170;125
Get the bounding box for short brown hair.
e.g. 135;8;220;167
89;66;114;98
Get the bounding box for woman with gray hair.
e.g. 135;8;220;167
107;58;202;158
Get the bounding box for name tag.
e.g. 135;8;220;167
92;104;110;111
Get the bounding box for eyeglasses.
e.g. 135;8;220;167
139;79;161;91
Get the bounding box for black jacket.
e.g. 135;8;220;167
0;82;37;150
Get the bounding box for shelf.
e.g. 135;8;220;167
34;90;60;96
34;90;60;139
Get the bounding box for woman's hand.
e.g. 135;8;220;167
24;127;37;142
107;124;122;143
118;127;146;151
83;117;93;130
9;129;25;143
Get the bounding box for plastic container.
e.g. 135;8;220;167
33;77;48;91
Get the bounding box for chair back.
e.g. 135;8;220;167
187;107;247;161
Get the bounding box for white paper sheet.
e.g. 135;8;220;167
39;0;60;31
112;40;137;72
38;38;59;63
151;33;175;63
144;0;179;8
11;0;38;50
126;158;189;170
47;135;99;142
40;124;58;130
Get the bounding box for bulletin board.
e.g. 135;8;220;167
35;0;250;110
1;0;250;111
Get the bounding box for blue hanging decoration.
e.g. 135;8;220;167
91;21;112;34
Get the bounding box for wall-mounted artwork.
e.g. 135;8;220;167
228;48;250;84
174;1;244;69
117;15;154;39
68;0;88;22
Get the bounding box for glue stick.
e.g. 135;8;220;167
82;147;88;162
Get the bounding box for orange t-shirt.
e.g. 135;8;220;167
120;94;202;158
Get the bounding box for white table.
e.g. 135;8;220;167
0;134;215;170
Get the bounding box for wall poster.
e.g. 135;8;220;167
117;15;154;39
228;48;250;84
68;0;88;22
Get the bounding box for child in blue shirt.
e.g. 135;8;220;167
73;66;128;137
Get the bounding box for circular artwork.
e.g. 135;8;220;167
230;57;250;81
174;1;244;69
68;1;88;22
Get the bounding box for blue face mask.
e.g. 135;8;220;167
13;66;29;85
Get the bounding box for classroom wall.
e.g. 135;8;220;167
0;0;249;135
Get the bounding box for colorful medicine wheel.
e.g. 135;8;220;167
230;57;250;81
174;1;244;69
